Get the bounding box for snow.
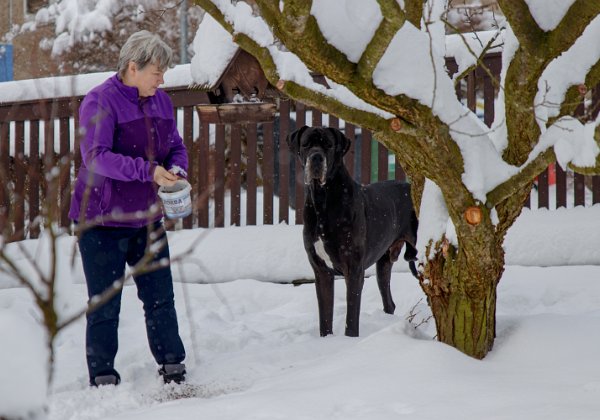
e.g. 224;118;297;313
2;205;600;419
190;13;239;88
489;24;518;153
372;19;518;203
445;30;504;80
523;0;577;32
310;0;382;63
29;0;159;56
0;310;48;419
2;2;600;418
543;117;600;170
0;64;193;104
374;22;443;102
533;15;600;134
415;178;456;260
422;0;447;54
213;0;273;47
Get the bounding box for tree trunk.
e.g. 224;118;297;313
421;236;504;359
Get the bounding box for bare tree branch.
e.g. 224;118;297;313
443;19;503;90
486;148;556;209
0;248;45;303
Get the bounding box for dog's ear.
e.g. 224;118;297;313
286;125;309;155
327;127;351;156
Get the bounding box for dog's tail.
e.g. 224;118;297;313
404;210;419;279
408;260;419;279
404;244;419;279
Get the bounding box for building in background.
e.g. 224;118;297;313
1;0;59;80
0;44;13;81
2;0;201;81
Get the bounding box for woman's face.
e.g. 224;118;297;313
128;62;165;97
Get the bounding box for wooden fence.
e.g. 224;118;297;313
0;55;599;241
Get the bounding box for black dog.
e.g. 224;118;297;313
287;126;418;337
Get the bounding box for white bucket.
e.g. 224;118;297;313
158;180;192;219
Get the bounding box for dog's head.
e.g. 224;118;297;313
286;126;351;185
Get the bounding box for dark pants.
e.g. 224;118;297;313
79;221;186;382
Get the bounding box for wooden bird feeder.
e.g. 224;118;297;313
194;48;278;124
196;102;276;124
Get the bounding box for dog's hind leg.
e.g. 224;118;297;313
376;251;397;315
377;240;407;314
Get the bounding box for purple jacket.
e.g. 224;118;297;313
69;74;188;227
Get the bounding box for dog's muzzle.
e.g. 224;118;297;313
305;151;327;185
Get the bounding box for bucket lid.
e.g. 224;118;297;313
158;180;191;197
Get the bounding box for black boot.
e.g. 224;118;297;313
159;363;186;384
91;370;121;387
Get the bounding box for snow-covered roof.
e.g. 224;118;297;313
0;64;194;104
190;13;239;89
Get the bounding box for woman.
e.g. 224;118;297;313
69;31;187;387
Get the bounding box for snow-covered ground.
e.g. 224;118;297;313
2;205;600;419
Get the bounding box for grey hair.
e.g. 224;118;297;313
117;30;174;76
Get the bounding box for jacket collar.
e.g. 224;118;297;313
111;74;141;104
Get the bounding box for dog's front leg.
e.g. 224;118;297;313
305;242;335;336
304;233;334;337
314;267;335;336
344;266;365;337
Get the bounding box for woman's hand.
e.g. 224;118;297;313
153;165;179;186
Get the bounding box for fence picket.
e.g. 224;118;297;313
59;116;70;230
246;123;257;226
0;67;598;241
537;168;549;209
278;100;291;224
29;121;40;238
593;176;600;205
182;106;194;229
0;122;9;235
574;173;585;207
378;141;388;182
214;124;226;228
294;103;306;224
14;121;25;241
361;129;371;185
230;124;241;227
556;164;567;208
344;122;355;179
198;121;210;228
262;121;274;225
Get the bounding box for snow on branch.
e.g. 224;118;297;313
534;15;600;130
211;0;273;46
310;0;382;63
29;0;161;56
523;0;577;32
